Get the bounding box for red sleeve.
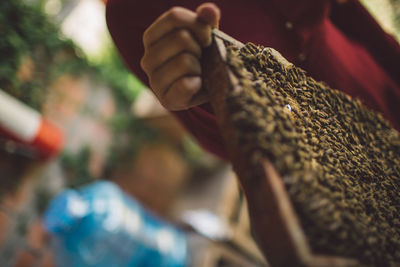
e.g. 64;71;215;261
174;105;230;161
327;0;400;130
269;0;331;47
106;0;165;83
270;0;330;28
330;0;400;86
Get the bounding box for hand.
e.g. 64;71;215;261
140;3;220;111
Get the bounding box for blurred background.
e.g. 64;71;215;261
0;0;399;266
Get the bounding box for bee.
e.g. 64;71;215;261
225;42;400;264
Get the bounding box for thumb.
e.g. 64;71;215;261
196;3;220;28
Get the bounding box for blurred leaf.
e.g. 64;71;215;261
61;146;94;188
0;0;88;109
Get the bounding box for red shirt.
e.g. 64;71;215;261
106;0;400;161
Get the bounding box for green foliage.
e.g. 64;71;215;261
104;114;159;176
0;0;89;109
0;0;168;187
0;0;145;112
91;45;158;175
92;45;145;108
390;0;400;34
61;146;95;188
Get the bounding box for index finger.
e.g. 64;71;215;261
143;6;212;48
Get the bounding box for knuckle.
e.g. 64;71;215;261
175;30;201;57
174;78;197;99
142;29;149;44
176;77;201;97
174;78;191;93
160;80;192;111
142;27;155;46
177;53;196;69
140;56;149;72
175;29;192;44
167;6;185;21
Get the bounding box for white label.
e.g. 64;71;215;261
0;90;41;142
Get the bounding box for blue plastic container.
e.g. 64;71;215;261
43;181;188;267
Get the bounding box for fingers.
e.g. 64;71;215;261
196;3;220;28
162;76;208;110
143;6;212;48
141;29;202;74
148;53;201;102
141;4;221;111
